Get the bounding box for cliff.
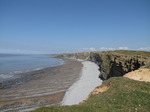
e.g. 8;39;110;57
57;50;150;80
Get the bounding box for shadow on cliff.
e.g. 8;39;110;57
105;58;143;80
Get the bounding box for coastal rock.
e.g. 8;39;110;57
57;51;150;80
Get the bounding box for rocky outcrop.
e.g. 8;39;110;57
57;51;150;80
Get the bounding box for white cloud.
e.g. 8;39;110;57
99;47;116;51
82;47;97;51
82;46;129;52
138;47;150;51
80;46;150;52
118;46;129;50
99;47;129;51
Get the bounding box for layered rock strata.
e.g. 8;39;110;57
57;51;150;80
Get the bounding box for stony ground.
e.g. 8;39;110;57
0;59;83;112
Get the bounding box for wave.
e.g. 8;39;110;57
0;74;14;79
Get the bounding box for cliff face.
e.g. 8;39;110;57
58;51;150;80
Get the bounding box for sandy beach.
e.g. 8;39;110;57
0;58;83;112
62;60;102;105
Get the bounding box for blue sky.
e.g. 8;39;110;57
0;0;150;54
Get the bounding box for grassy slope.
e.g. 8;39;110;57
32;77;150;112
108;50;150;56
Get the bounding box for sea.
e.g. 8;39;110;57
0;54;63;79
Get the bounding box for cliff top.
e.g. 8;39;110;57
60;50;150;57
98;50;150;56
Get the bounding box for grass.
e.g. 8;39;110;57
31;77;150;112
109;50;150;56
95;50;150;56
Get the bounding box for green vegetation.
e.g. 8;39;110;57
32;77;150;112
110;50;150;56
96;50;150;56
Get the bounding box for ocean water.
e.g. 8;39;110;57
0;54;63;79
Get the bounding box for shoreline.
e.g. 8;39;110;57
0;61;65;89
62;60;102;105
0;57;64;87
0;58;83;111
0;54;64;81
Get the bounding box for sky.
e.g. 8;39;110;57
0;0;150;54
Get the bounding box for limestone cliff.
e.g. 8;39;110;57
57;50;150;80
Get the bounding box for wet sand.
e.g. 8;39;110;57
0;58;83;112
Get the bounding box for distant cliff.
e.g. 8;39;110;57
57;50;150;80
